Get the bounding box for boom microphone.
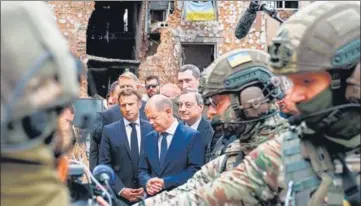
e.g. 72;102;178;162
235;1;284;39
259;3;284;23
235;1;258;39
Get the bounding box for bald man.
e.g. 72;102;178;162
138;95;204;197
160;84;181;120
159;84;181;99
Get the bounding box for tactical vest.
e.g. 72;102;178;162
214;114;289;173
205;121;265;163
205;134;238;163
282;127;360;206
219;139;244;173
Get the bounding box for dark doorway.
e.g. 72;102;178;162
86;1;142;98
181;44;215;72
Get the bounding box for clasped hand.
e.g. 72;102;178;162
120;188;144;202
146;178;164;196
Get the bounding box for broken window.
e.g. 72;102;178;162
147;1;174;34
86;1;142;98
181;44;215;72
274;1;299;9
87;1;136;59
150;10;166;22
149;1;170;11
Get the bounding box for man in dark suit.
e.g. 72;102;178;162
90;71;147;171
99;89;153;204
178;91;214;149
138;95;204;197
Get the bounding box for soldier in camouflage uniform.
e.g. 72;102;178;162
134;48;289;206
1;2;81;206
151;1;360;206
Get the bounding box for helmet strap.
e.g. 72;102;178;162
230;93;243;119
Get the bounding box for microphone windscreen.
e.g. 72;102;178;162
235;8;257;39
93;164;115;184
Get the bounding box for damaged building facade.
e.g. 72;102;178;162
47;1;307;98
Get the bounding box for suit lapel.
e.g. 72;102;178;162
117;119;131;159
198;117;211;132
197;117;213;145
148;132;161;175
160;124;183;175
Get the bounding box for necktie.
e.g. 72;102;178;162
159;132;168;167
129;123;139;167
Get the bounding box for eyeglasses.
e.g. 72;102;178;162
146;84;158;89
203;95;223;108
178;102;195;109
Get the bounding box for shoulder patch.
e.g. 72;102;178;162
227;51;252;68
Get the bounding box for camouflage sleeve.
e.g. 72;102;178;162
158;137;284;206
143;155;228;206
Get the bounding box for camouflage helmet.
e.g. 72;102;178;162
1;2;80;152
199;49;284;120
200;48;282;99
268;1;360;149
268;1;360;75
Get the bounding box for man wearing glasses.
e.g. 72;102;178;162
178;91;213;151
144;75;160;101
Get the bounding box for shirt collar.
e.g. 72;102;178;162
164;118;179;136
123;116;140;126
189;116;202;130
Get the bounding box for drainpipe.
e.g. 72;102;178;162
144;0;149;35
166;0;171;21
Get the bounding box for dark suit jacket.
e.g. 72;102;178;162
99;118;153;195
138;123;204;191
196;117;214;149
89;101;147;170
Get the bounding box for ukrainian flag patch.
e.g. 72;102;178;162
227;52;252;68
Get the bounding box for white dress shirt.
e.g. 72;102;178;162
158;119;179;158
188;116;202;131
119;116;141;195
123;116;141;154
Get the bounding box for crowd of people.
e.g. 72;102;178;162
89;65;214;204
1;1;360;206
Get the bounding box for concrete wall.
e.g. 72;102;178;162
138;0;268;84
47;0;302;168
47;1;94;97
47;1;306;94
